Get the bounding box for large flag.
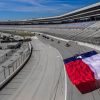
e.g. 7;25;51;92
64;51;100;94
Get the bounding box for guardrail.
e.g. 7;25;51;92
0;42;32;89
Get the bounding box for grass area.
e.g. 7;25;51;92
0;30;35;37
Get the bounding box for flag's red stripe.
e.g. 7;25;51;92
65;59;95;85
65;59;96;93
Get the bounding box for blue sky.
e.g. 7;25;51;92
0;0;99;20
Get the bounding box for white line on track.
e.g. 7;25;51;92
56;50;67;100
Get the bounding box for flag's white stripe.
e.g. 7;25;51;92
82;54;100;79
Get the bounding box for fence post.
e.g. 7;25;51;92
2;66;6;79
8;67;10;75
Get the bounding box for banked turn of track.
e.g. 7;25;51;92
1;36;65;100
1;33;100;100
36;33;100;100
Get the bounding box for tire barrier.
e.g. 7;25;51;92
57;40;60;44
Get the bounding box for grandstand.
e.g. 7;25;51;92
0;2;100;100
0;2;100;25
0;3;99;44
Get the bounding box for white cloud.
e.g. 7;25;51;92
0;0;82;18
15;0;44;6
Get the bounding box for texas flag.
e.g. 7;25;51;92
64;51;100;94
